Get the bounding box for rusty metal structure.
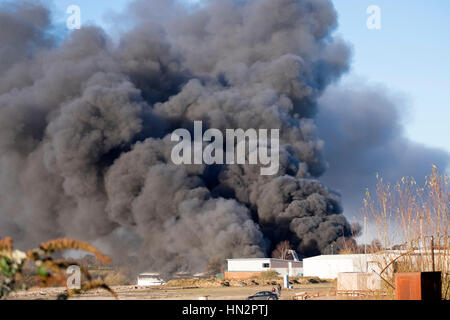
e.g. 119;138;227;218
395;272;442;300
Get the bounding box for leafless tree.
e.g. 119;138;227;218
271;240;292;260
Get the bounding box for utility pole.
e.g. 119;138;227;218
364;216;367;254
425;235;436;272
431;236;435;272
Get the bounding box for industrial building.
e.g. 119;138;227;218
302;254;381;279
225;258;303;279
303;250;450;280
303;254;385;291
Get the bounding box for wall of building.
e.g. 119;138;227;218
270;260;288;268
227;258;303;277
272;267;303;277
337;272;382;291
224;272;262;279
303;255;373;279
272;260;303;276
227;259;272;272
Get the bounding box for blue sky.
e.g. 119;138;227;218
332;0;450;155
51;0;450;154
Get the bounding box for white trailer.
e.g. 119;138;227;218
137;273;165;286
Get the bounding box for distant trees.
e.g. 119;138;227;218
271;240;293;260
368;239;382;252
204;258;223;276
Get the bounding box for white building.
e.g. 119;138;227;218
136;273;166;286
302;254;381;279
303;250;450;279
226;258;303;279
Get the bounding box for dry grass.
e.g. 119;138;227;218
0;237;13;253
361;166;449;298
258;270;281;279
164;274;330;289
1;237;117;299
38;238;111;263
8;282;336;300
103;271;132;286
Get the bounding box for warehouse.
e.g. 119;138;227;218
302;254;381;279
225;258;303;279
303;250;450;279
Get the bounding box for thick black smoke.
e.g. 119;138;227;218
0;0;372;276
317;81;450;217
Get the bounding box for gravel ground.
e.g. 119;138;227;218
8;283;336;300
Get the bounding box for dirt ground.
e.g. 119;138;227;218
9;283;337;300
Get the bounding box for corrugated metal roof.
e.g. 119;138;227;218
227;258;302;263
303;254;374;261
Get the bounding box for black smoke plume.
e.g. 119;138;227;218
0;0;397;276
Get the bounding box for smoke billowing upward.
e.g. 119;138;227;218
317;82;450;217
3;0;445;277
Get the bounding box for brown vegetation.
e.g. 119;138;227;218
361;166;449;298
204;258;223;277
165;271;328;289
0;237;117;299
271;241;292;260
